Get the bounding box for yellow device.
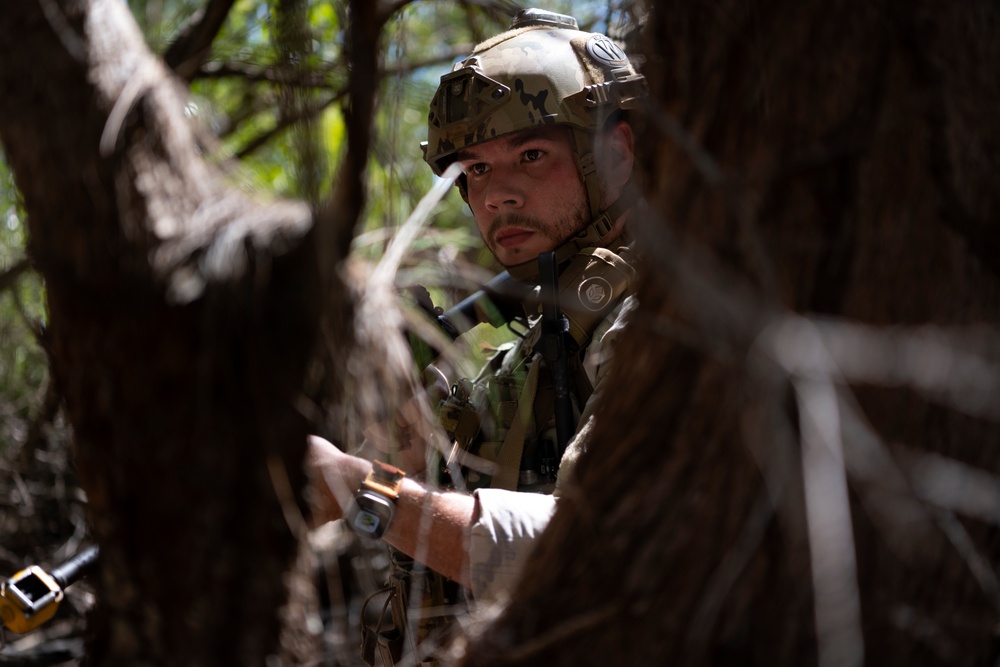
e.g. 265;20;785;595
0;545;98;634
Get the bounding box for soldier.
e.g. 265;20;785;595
308;7;646;664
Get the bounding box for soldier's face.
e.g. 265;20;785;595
456;125;590;267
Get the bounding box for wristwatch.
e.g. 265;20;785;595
346;460;405;538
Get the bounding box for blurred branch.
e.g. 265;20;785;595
11;274;46;350
163;0;238;82
0;258;29;294
384;49;475;74
18;380;61;469
215;89;275;140
377;0;523;27
233;91;345;160
377;0;417;26
196;48;468;87
198;60;341;87
199;47;469;146
274;0;323;204
321;0;381;257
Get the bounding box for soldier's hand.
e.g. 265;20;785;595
306;435;356;528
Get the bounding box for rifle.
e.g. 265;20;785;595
435;271;535;340
0;545;98;634
403;271;534;373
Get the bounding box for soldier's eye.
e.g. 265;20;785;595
467;162;490;176
523;149;543;162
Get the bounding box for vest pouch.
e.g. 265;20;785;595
438;363;535;490
436;379;476;443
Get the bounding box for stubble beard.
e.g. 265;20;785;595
486;203;592;265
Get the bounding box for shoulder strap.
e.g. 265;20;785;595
490;354;542;490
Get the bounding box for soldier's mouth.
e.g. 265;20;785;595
495;227;535;248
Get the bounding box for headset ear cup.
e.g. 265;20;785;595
557;246;637;348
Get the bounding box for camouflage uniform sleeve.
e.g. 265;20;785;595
468;488;557;605
555;295;637;493
466;297;635;606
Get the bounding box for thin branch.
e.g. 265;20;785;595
216;90;276;141
322;0;381;257
234;92;345;160
10;269;46;350
377;0;417;26
198;60;340;88
384;50;475;75
163;0;238;82
195;49;468;87
0;258;30;293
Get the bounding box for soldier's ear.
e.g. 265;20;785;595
599;120;635;196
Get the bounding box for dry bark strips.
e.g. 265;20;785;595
458;1;1000;666
0;1;325;664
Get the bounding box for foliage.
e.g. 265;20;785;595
0;156;49;459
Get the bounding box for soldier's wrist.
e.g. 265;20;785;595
345;460;406;538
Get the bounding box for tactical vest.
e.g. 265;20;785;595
437;243;638;492
360;243;638;667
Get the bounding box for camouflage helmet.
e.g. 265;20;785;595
422;8;646;226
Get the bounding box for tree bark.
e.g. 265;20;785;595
459;1;1000;665
0;1;329;664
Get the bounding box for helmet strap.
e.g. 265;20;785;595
570;127;605;223
506;185;636;284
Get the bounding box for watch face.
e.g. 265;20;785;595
351;509;382;535
349;492;395;538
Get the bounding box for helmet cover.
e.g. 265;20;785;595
422;11;646;176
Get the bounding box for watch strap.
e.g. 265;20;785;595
361;460;405;500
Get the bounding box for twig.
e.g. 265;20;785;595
0;258;29;294
163;0;238;82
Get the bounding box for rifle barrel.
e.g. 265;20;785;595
437;271;534;339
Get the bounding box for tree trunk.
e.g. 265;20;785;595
0;1;330;663
459;1;1000;665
